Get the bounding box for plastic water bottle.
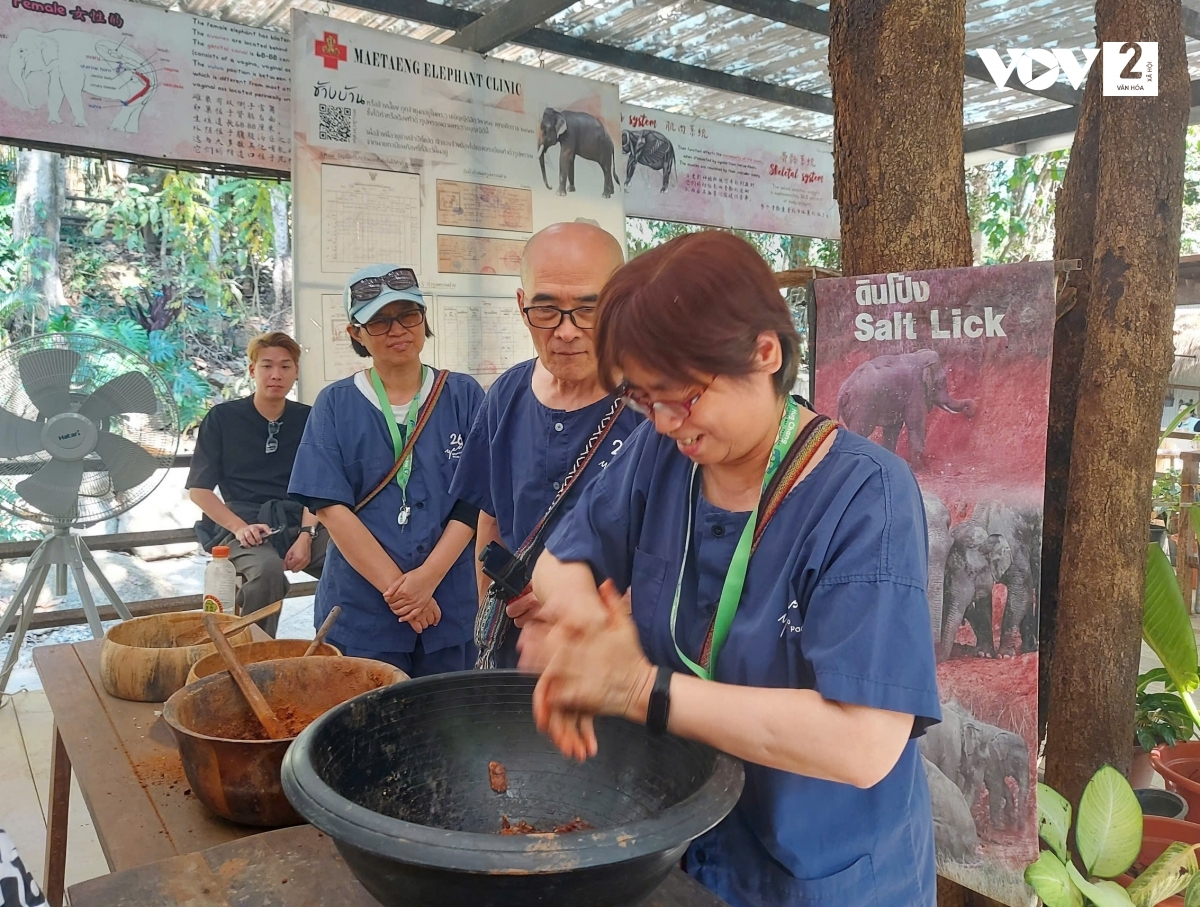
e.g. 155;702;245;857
203;545;237;613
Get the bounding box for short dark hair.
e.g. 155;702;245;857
595;231;799;395
348;309;434;357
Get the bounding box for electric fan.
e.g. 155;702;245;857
0;334;179;693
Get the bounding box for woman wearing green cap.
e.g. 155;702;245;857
289;265;485;676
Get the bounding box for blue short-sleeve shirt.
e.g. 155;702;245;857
546;416;942;907
288;370;484;653
449;359;643;551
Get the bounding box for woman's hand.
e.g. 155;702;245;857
404;599;441;632
384;566;438;618
519;580;654;761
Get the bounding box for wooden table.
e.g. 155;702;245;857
34;638;729;907
33;635;269;907
66;824;728;906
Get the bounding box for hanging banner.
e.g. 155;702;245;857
0;0;290;173
813;262;1055;907
291;11;625;398
620;104;838;239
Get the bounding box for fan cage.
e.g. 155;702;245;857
0;333;180;527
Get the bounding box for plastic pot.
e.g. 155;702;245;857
1117;815;1200;906
282;670;744;907
1135;788;1189;820
1151;743;1200;819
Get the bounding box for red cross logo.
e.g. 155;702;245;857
315;31;347;69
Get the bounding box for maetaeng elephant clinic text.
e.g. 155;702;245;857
853;275;1006;343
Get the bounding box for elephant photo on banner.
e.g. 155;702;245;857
8;29;157;133
812;262;1057;906
538;107;620;199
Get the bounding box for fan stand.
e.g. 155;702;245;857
0;525;132;694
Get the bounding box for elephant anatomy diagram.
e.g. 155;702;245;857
9;29;157;133
813;262;1057;907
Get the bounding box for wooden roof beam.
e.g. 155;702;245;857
443;0;576;53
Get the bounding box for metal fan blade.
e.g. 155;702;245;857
78;372;159;422
94;432;158;492
17;458;85;520
19;348;80;418
0;408;46;458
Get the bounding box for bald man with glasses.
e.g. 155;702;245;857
450;222;644;669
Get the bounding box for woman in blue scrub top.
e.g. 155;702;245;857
519;233;942;906
289;264;484;677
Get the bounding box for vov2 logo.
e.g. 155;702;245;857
976;43;1157;97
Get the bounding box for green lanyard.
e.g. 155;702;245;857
669;397;801;680
369;366;425;525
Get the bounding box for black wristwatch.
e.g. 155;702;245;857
647;666;673;735
299;526;319;539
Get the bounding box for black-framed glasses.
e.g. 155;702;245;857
356;308;426;335
265;420;281;454
349;268;418;303
522;305;597;330
618;383;710;422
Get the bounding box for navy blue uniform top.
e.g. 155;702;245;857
546;418;942;907
449;359;643;552
289;371;484;654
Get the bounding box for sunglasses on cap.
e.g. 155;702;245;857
349;268;418;303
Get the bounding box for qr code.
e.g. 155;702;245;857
319;104;354;143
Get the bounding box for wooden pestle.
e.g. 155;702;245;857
201;613;289;740
174;600;283;647
304;606;342;657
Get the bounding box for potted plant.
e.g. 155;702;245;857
1026;765;1200;906
1136;668;1196;790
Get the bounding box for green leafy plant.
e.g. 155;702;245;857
1025;766;1200;907
1137;669;1196;752
1143;542;1200;731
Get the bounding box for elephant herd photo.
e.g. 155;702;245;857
813;262;1058;906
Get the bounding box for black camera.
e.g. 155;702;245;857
479;541;531;601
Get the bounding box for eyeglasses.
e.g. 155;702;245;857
265;420;281;454
522;305;597;330
356;309;426;335
349;268;418;303
619;383;710;422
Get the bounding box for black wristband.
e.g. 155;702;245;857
646;666;672;735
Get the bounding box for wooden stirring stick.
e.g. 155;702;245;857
174;600;283;647
304;606;342;657
201;613;289;740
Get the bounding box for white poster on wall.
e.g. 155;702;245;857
620;104;838;240
0;0;290;172
292;11;625;399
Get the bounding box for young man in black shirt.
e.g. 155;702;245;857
185;333;326;636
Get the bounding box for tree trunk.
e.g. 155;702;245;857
966;164;992;264
829;4;981;902
828;0;972;274
270;185;292;329
1043;0;1189;810
12;149;66;331
1039;69;1103;745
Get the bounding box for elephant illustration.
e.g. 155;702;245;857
538;108;619;198
622;129;676;192
923;756;982;864
982;727;1030;830
9;30;157;132
923;491;951;648
837;350;975;467
940;502;1042;660
920;701;1032;837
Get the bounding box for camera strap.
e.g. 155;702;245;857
474;395;627;668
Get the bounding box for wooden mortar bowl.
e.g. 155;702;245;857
163;656;407;826
100;611;256;702
187;638;341;685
